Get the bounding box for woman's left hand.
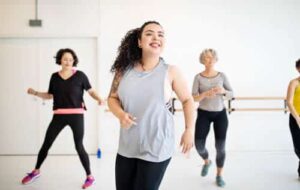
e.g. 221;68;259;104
212;86;225;95
98;98;106;106
180;129;194;154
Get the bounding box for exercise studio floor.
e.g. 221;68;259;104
1;151;299;190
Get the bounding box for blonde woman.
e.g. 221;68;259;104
192;49;233;187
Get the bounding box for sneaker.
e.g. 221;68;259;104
201;160;212;176
82;176;95;189
21;170;40;185
216;176;226;187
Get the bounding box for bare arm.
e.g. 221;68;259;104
169;66;195;153
27;88;53;100
107;73;136;129
287;79;300;126
87;88;105;105
108;73;125;118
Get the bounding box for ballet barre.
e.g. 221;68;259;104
227;97;288;114
103;97;289;114
172;97;288;114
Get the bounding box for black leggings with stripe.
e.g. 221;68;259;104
35;114;91;175
195;108;228;168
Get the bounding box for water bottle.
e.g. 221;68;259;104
97;148;101;159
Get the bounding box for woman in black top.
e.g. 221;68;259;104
21;48;104;189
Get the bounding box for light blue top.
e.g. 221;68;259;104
192;72;233;111
117;58;175;162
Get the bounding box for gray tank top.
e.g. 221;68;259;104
117;58;175;162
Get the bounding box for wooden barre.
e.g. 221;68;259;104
104;108;289;113
170;97;286;101
229;108;288;112
232;97;285;100
174;108;288;112
102;97;288;113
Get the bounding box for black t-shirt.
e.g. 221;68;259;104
48;70;92;110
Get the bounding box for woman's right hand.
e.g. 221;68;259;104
27;88;36;95
204;89;216;98
119;112;137;129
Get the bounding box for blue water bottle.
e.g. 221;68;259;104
97;148;102;159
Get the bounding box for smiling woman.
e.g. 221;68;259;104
21;48;105;189
108;21;195;190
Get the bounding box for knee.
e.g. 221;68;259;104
216;149;226;158
215;141;226;155
75;143;85;153
295;148;300;158
195;140;205;152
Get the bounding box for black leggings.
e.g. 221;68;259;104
115;154;171;190
35;114;91;175
289;114;300;175
195;109;228;168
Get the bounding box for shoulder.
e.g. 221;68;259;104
289;78;300;87
50;72;59;79
194;72;202;79
219;72;229;80
167;64;178;72
75;70;88;78
219;71;226;77
167;64;182;78
75;70;84;75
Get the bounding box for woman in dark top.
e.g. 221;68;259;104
21;48;104;189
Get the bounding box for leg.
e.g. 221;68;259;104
134;158;171;190
194;109;211;162
115;154;137;190
213;109;228;171
213;109;228;187
69;115;91;176
35;115;65;169
289;114;300;176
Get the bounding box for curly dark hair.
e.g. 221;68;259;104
54;48;79;67
110;21;161;74
296;58;300;69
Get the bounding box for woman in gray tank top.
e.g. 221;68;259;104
192;49;233;187
108;21;195;190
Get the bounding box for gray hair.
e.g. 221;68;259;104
199;48;218;64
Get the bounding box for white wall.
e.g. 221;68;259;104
0;0;102;154
97;0;300;153
0;0;100;37
98;0;300;96
0;0;299;154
